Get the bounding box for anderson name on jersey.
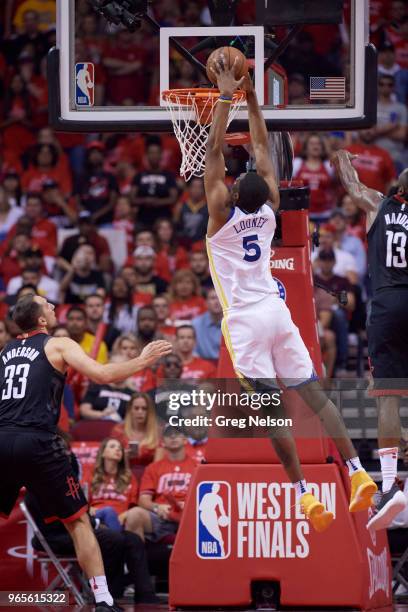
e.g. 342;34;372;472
206;204;279;310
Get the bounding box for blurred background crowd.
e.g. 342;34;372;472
0;0;407;600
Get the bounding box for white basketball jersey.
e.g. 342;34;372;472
206;205;279;311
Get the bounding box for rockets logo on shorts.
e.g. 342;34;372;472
75;63;95;106
273;277;287;301
196;481;231;559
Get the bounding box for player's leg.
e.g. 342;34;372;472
64;513;104;581
271;298;377;513
225;306;304;481
24;433;119;611
227;300;333;532
0;433;23;521
366;292;408;530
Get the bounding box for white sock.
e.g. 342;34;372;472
346;456;364;476
293;479;308;501
89;575;113;605
379;447;398;493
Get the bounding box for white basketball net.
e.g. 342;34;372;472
162;89;246;182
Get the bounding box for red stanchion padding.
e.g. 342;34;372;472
169;464;392;610
205;437;328;465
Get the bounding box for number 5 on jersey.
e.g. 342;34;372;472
2;363;30;400
243;235;261;262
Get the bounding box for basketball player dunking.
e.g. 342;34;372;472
332;150;408;530
0;295;172;611
204;55;377;532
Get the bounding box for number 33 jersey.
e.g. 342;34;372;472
206;204;279;311
0;333;65;432
367;195;408;294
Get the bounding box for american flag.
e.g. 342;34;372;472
310;77;346;100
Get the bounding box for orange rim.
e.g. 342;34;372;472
162;87;246;106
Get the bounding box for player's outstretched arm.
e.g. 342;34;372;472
245;78;280;211
331;150;383;228
205;55;245;235
50;337;172;383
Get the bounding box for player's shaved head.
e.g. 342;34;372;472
233;172;270;214
398;169;408;194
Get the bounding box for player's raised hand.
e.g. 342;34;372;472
140;340;173;366
330;149;358;168
241;73;254;94
210;55;246;97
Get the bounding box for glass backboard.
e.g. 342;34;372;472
48;0;377;132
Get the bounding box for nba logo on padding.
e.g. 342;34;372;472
197;481;231;559
273;277;287;301
75;63;94;106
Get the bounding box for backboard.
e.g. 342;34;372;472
48;0;377;133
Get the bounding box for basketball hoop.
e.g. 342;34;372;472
162;87;246;181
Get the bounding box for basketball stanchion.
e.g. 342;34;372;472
169;206;392;610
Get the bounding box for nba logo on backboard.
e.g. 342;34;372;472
75;63;94;106
197;481;231;559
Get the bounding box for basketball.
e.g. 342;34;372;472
206;47;248;86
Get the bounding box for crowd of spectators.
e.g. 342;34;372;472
0;0;407;599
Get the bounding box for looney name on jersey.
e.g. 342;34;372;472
385;212;408;230
2;346;39;365
233;217;268;235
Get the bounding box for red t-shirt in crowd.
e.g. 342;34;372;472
385;24;404;46
22;164;72;198
89;474;138;515
293;159;336;215
169;296;207;321
110;423;157;466
185;440;208;464
395;39;408;70
139;455;196;506
155;247;189;283
7;218;57;257
2;96;36;157
346;143;396;194
158;323;177;339
369;0;392;32
0;252;25;284
105;43;148;104
128;367;156;393
132;293;153;308
181;357;217;381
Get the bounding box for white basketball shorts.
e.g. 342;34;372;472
222;294;315;387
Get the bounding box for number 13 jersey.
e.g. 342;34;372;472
206;205;279;311
0;333;65;432
367;195;408;294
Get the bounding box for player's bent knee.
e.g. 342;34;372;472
296;380;328;414
64;511;91;533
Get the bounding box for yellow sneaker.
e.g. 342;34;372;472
349;471;378;512
300;492;334;533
